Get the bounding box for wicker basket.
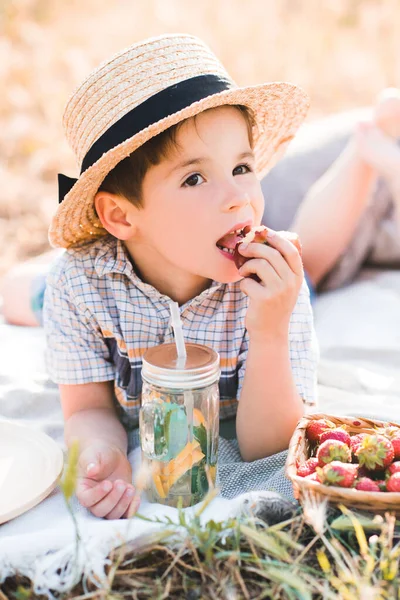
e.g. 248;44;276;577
285;413;400;516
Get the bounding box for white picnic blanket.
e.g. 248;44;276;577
1;267;400;596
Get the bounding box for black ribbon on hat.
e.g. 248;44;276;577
58;74;232;203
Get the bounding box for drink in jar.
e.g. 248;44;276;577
139;343;220;507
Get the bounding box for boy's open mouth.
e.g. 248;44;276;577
216;224;252;256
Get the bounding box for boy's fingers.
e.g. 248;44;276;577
255;230;303;276
125;494;141;519
89;480;130;519
239;238;299;280
77;478;113;508
239;253;288;282
104;487;137;520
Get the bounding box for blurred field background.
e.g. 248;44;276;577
1;0;400;277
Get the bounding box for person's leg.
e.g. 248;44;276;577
291;90;400;289
290;133;376;289
354;123;400;228
0;249;63;326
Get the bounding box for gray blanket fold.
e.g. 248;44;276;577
217;442;292;499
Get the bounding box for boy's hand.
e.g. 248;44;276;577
237;230;303;342
76;441;140;519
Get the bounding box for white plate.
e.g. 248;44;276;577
0;420;64;524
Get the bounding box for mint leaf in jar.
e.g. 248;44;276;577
193;423;208;457
191;459;209;501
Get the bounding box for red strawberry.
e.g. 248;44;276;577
350;433;368;456
304;471;321;483
319;461;358;488
320;428;351;447
355;434;395;471
390;437;400;460
387;461;400;476
376;426;400;459
233;226;267;272
297;458;319;477
305;419;335;443
355;477;381;492
386;472;400;492
316;439;351;466
233;226;302;281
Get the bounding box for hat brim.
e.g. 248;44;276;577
49;81;309;248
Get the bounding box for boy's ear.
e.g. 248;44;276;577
94;192;137;240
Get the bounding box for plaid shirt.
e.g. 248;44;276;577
43;235;318;430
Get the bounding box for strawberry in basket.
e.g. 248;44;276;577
316;439;351;466
297;457;319;478
305;418;335;444
350;433;368;456
387;462;400;476
317;461;358;488
355;477;382;492
376;425;400;459
386;473;400;492
355;434;395;471
291;415;400;503
319;428;351;447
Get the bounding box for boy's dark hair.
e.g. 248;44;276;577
98;105;255;207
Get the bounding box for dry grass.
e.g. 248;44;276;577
2;502;400;599
3;432;400;599
1;0;400;276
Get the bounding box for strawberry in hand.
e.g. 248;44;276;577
233;226;304;342
233;226;302;282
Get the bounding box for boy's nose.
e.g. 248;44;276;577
221;187;251;212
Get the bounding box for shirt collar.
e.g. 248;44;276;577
94;237;226;304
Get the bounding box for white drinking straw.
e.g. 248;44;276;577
168;300;194;443
169;300;187;367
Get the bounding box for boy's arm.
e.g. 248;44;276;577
236;336;304;462
61;380;127;454
235;233;318;462
60;381;138;519
43;258;138;518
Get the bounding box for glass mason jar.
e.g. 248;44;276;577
139;343;220;507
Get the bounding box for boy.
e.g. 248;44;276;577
44;34;318;519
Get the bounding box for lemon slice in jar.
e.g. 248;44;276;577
193;408;207;427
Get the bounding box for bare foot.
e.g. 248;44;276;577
354;121;400;182
374;88;400;139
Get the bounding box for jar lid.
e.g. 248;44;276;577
141;343;220;390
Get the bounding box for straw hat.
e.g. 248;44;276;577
50;33;310;248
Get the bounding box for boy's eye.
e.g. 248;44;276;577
233;163;252;175
183;173;205;187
